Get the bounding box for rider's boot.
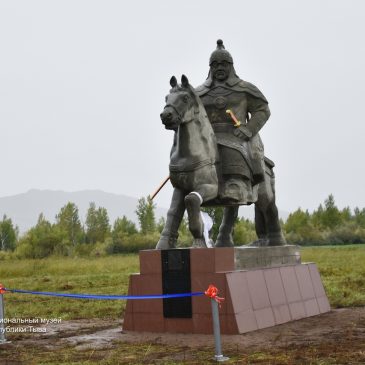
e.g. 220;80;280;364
184;192;206;248
220;175;246;202
215;206;238;247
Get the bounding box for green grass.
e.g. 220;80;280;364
0;245;364;321
301;244;365;307
0;255;139;319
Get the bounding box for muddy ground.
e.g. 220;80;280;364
1;308;365;364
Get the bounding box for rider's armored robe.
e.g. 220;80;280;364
196;78;270;203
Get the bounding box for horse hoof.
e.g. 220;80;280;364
192;238;207;248
266;232;287;246
215;238;234;247
246;238;269;247
155;235;177;250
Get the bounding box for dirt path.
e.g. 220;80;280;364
2;308;365;364
26;308;365;349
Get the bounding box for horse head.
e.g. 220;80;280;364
160;75;197;130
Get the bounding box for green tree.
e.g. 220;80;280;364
0;215;17;251
96;207;111;241
354;207;365;228
312;203;324;228
178;215;190;237
110;215;138;253
233;217;256;244
176;215;193;246
321;194;342;229
340;206;352;222
136;196;156;234
85;202;111;243
284;208;323;245
285;208;311;233
55;202;83;246
156;217;166;234
85;202;97;243
113;216;137;237
16;214;63;258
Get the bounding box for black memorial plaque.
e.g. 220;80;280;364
161;249;192;318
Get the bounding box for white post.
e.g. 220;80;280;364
210;298;229;362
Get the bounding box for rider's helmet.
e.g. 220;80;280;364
209;39;234;65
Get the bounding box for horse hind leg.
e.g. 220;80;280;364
252;172;287;247
262;201;287;246
215;206;238;247
254;203;268;240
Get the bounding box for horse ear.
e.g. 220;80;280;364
181;74;189;87
170;76;177;88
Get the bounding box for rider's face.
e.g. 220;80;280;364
210;60;231;81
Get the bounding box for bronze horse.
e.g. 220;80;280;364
156;75;286;249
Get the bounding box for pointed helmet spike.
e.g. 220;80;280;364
217;39;225;49
209;39;233;65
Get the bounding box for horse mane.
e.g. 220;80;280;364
186;85;209;121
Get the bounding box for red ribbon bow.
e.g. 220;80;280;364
0;283;6;294
205;284;225;305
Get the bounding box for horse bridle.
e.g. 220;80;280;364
164;100;198;125
164;103;183;122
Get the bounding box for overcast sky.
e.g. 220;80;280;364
1;0;364;214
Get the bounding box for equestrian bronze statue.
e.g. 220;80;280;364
156;40;286;249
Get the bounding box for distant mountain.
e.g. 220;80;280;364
0;189;168;233
0;189;289;234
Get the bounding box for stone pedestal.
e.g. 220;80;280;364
123;247;330;334
235;245;301;269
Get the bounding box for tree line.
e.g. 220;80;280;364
0;194;365;259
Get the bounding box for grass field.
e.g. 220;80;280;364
301;244;365;307
0;245;364;320
0;254;139;320
1;245;365;364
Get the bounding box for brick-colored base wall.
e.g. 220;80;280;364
123;249;330;334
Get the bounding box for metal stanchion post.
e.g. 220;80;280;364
210;298;229;362
0;292;10;344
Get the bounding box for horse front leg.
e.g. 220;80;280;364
185;178;218;248
184;192;204;247
156;188;186;249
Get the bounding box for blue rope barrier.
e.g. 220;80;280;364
4;287;204;300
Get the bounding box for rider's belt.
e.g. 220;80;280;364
212;123;235;133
